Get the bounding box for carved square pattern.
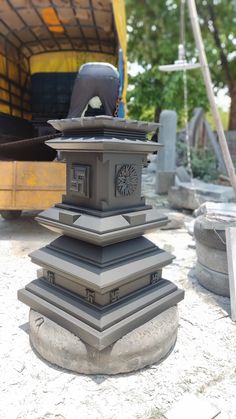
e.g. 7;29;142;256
70;164;90;197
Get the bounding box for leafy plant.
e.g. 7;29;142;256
176;140;219;182
126;0;236;129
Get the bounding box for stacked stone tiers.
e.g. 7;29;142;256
18;116;184;351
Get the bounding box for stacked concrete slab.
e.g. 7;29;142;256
194;203;236;297
18;116;184;373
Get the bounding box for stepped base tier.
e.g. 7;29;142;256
18;116;184;372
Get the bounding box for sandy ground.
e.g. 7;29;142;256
0;172;236;419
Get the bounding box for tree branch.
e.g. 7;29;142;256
207;2;232;83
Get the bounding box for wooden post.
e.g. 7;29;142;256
226;227;236;321
187;0;236;195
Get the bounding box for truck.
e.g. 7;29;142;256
0;0;127;219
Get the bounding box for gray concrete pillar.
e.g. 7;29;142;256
156;110;177;194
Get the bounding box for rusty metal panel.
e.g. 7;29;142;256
0;162;14;188
16;161;66;189
15;190;64;210
0;161;66;210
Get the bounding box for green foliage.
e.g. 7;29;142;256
126;0;236;128
191;149;218;182
206;110;229;131
128;66;208;126
176;140;219;182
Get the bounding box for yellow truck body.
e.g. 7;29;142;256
0;0;127;218
0;161;66;211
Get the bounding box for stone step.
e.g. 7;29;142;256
18;281;184;350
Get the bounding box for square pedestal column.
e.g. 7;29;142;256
18;117;184;353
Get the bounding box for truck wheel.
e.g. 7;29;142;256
0;210;22;220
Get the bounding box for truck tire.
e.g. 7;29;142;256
0;210;22;220
194;216;226;251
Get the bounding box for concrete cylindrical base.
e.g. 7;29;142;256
195;261;229;297
29;306;179;375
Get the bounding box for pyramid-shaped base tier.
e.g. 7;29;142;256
36;206;169;246
18;277;184;350
29;235;175;297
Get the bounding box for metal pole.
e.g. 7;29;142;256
187;0;236;195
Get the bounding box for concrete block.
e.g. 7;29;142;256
59;211;81;225
176;166;191;182
156;171;175;194
168;180;235;211
160;212;185;230
195;202;236;219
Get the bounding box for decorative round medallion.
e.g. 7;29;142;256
116;164;138;196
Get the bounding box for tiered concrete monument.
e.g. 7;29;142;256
18;116;184;374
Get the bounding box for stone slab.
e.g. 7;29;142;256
160;212;185;230
168;185;200;210
179;180;234;198
23;277;177;330
46;137;162;153
168;180;235;211
18;286;184;350
48;115;160;134
194;203;236;228
226;227;236;320
176;166;191;183
156;171;175;195
29;305;179;374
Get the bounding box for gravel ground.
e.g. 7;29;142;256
0;172;236;419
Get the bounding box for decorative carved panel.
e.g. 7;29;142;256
150;271;162;284
110;288;120;303
70;164;90;197
47;271;55;284
86;289;95;304
115;164;138;196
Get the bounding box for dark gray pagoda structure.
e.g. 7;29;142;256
18;116;184;372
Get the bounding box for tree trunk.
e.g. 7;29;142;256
154;106;161;122
229;81;236;130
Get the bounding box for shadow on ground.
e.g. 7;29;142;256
0;211;58;241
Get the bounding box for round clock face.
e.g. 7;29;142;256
116;164;138;196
